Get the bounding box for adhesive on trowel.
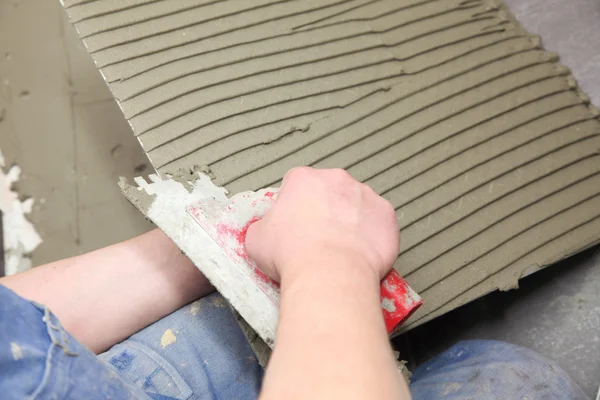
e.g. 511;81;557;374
187;187;423;336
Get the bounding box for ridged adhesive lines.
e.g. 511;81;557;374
118;2;487;106
139;23;512;154
224;44;550;189
64;0;600;329
129;8;497;135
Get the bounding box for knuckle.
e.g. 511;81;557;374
284;166;311;182
360;182;377;196
383;198;395;213
380;198;397;218
329;168;353;181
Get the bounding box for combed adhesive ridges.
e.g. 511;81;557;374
63;0;600;329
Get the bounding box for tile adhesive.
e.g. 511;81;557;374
62;0;600;339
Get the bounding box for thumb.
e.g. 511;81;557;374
245;219;279;281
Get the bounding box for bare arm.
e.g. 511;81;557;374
246;168;411;400
0;229;213;353
263;258;408;399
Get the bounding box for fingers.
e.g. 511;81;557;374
245;219;280;282
248;166;401;282
280;166;310;191
244;219;264;264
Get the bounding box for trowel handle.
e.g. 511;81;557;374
379;270;423;335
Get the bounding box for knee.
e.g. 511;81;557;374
410;340;587;399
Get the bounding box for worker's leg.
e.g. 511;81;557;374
409;340;588;400
98;292;264;400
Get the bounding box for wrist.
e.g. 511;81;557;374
279;249;380;297
276;250;388;344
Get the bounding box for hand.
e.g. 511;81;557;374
245;167;400;284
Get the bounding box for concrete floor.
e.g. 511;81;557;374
0;0;152;266
0;0;598;397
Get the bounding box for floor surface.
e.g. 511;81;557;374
0;0;153;266
0;0;598;397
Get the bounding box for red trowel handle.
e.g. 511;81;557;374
189;188;422;335
380;270;423;335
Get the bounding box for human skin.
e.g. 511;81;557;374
1;166;410;399
246;167;411;400
0;229;213;354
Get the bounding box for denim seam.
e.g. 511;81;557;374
28;306;67;400
42;307;78;356
106;339;193;400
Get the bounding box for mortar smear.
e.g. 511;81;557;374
0;149;42;275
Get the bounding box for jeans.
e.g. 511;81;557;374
98;292;264;400
0;284;589;399
410;340;589;399
93;293;594;400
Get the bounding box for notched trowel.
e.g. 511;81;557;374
120;172;422;354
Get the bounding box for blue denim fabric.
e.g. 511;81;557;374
0;284;262;400
0;284;147;399
0;283;589;399
98;292;264;400
410;340;589;399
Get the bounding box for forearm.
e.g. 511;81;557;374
0;229;213;353
260;257;410;400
